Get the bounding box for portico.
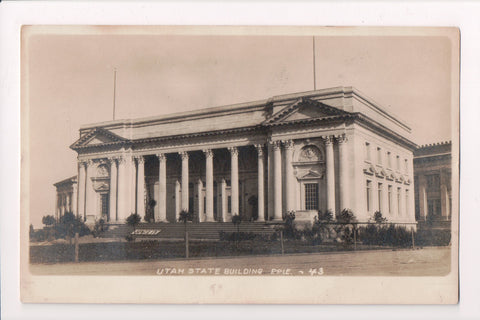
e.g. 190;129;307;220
68;87;417;225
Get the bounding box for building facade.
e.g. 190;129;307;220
53;176;77;220
68;87;417;225
414;141;452;225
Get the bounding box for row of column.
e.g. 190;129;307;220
76;134;350;222
55;191;76;220
417;171;450;221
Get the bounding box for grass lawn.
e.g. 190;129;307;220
30;239;394;264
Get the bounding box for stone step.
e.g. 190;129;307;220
101;222;279;240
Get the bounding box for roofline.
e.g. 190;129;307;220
53;175;77;187
79;86;411;132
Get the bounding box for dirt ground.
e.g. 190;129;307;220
29;246;451;276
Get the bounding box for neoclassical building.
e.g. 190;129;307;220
53;176;77;220
66;87;417;225
414;141;452;225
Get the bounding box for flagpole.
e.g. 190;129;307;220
312;36;316;90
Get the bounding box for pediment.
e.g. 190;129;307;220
300;170;323;179
263;98;349;125
70;127;128;150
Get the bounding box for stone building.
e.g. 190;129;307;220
53;176;77;220
414;141;452;227
64;87;417;226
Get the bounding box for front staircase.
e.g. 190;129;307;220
101;222;279;241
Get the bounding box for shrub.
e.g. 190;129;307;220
334;209;357;245
415;229;451;246
337;209;357;223
126;213;141;228
178;210;193;224
372;211;387;224
42;215;56;227
358;224;412;247
283;211;296;238
55;212;90;239
317;209;334;222
92;218;108;238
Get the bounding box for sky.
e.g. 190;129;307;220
24;27;456;227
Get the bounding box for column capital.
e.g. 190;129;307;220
179;151;189;160
282;139;294;150
156;153;166;162
270;140;282;150
78;160;88;168
107;156;119;164
336;134;348;144
86;159;95;167
203;149;214;158
133;155;145;164
254;144;265;157
228;146;239;156
322;135;334;145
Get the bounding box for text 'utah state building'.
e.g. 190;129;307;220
64;86;417;226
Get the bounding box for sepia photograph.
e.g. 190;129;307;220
19;25;459;304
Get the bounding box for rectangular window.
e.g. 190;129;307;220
377;147;382;164
405;189;409;216
378;183;383;212
387;152;392;167
397;187;402;216
366;180;372;212
388;185;392;214
365;142;371;161
426;174;441;192
404;159;408;173
428;199;441;216
101;194;109;218
396;155;400;170
304;183;319;210
227;196;231;213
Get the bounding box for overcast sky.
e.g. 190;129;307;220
24;27;456;227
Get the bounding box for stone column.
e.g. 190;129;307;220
337;134;349;211
66;193;71;213
129;156;137;215
323;136;336;215
117;157;127;220
440;171;449;219
71;182;78;217
418;175;427;221
157;153;167;222
108;157;118;221
175;180;181;221
85;160;97;218
179;151;189;212
283;140;295;212
135;156;146;217
203;149;215;222
117;155;134;221
229;147;239;217
196;179;204;222
255;144;265;222
77;161;87;220
267;143;273;220
220;178;227;222
272;141;283;221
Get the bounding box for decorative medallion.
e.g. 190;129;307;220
299;145;322;162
